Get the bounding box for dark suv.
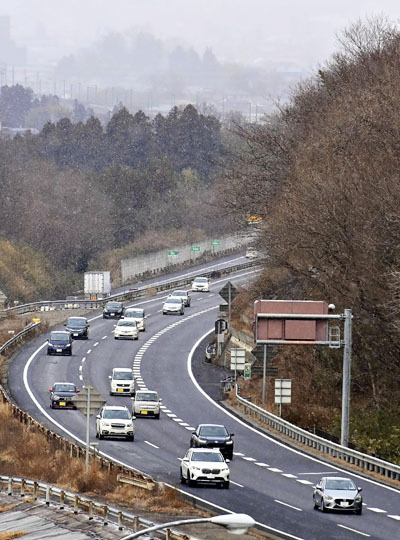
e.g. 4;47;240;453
64;316;89;339
190;424;234;460
47;331;73;356
103;301;124;319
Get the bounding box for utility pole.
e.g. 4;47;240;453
85;385;91;473
340;309;352;447
262;344;267;408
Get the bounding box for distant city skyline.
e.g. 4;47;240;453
0;0;399;71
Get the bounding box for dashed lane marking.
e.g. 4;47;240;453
282;474;298;479
337;525;370;537
274;500;302;512
93;342;99;347
388;515;400;520
296;479;313;485
230;480;244;488
144;441;159;449
268;468;283;473
255;463;269;467
82;357;86;362
102;336;107;340
367;508;387;513
242;457;257;462
87;349;92;354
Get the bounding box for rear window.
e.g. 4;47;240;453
50;332;70;342
124;310;144;318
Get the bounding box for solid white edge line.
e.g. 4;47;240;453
274;500;302;512
337;524;370;537
186;329;400;494
230;480;244;487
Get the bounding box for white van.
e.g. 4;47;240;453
123;307;146;331
109;367;135;396
132;390;161;419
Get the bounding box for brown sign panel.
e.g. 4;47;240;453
254;300;329;344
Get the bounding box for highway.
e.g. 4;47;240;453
8;256;400;540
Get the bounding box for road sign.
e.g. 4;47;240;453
215;318;228;334
168;250;179;256
191;246;201;252
71;386;106;416
230;348;246;371
251;344;274;361
244;363;251;379
275;379;292;404
266;367;278;376
219;281;239;303
211;240;220;246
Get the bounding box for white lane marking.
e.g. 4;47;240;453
388;515;400;520
255;462;269;467
367;507;387;513
187;329;400;494
230;480;244;487
337;525;370;537
242;457;257;462
297;471;337;475
102;336;107;340
167;413;177;418
82;357;86;362
172;418;183;422
160;406;167;409
157;309;162;313
144;441;159;449
185;426;195;431
233;452;244;456
296;480;313;485
274;500;302;512
93;342;99;347
180;422;189;427
268;468;283;473
87;349;92;354
282;474;298;479
79;366;83;371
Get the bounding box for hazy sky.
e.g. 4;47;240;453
1;0;400;69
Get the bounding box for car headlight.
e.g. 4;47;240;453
66;343;71;347
53;396;60;401
198;439;207;444
102;422;111;427
355;496;362;502
325;495;333;501
226;440;233;444
192;466;201;471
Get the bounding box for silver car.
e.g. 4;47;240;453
313;477;363;514
162;296;184;315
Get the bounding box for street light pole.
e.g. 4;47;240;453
340;308;352;447
120;513;255;539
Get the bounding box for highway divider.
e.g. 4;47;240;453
235;386;400;483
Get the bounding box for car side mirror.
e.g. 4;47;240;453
230;433;235;437
182;458;189;462
316;484;322;490
49;389;53;392
191;432;196;435
132;415;136;420
159;398;162;402
108;376;112;379
63;323;66;326
76;389;80;393
225;459;231;464
357;487;363;492
96;415;100;419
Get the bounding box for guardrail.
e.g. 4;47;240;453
0;321;41;355
0;260;257;317
235;386;400;482
0;475;189;539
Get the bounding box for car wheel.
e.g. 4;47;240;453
135;336;138;340
155;413;160;419
50;403;54;409
223;481;230;489
321;499;327;512
99;432;104;440
180;469;186;484
355;507;362;515
187;473;195;487
313;497;318;510
127;435;134;441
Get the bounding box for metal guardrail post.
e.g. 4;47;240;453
88;500;93;520
7;478;12;495
45;485;50;505
103;505;109;526
20;478;25;497
33;480;38;500
60;490;65;509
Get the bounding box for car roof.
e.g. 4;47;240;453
190;448;222;453
113;368;133;373
193;276;208;279
171;290;187;294
125;307;144;312
67;316;87;321
50;331;70;336
53;381;76;386
136;390;157;394
197;423;227;428
322;476;353;481
103;405;129;411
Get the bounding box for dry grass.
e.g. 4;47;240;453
0;533;27;539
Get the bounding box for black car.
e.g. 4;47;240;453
49;382;79;409
190;424;234;460
47;331;72;356
103;301;124;319
64;316;89;339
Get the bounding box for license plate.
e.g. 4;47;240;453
73;333;78;336
59;402;66;406
111;313;115;316
56;349;62;352
141;410;148;415
340;501;349;507
117;388;124;392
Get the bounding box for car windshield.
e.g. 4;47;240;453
113;371;133;380
53;384;76;392
325;479;356;490
67;318;86;327
172;291;186;296
136;392;158;401
106;303;122;309
165;298;179;304
117;320;136;327
194;278;207;283
103;409;131;420
50;333;69;342
191;452;224;462
124;310;143;318
199;426;228;437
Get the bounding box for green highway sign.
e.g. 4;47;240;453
168;250;179;255
191;246;201;252
211;240;220;246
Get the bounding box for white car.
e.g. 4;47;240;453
180;448;230;488
96;405;135;441
132;390;161;418
109;367;135;396
191;276;210;292
168;290;191;307
122;307;146;331
162;296;184;315
113;319;138;339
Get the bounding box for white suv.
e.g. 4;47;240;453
180;448;230;488
113;319;138;339
132;390;161;418
123;308;146;331
191;276;210;292
96;405;135;441
109;368;135;396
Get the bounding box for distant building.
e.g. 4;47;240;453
0;121;39;138
0;289;7;309
0;16;26;66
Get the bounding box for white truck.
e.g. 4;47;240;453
84;271;111;299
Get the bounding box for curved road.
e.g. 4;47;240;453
8;258;400;540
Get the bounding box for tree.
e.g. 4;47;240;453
0;84;33;127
